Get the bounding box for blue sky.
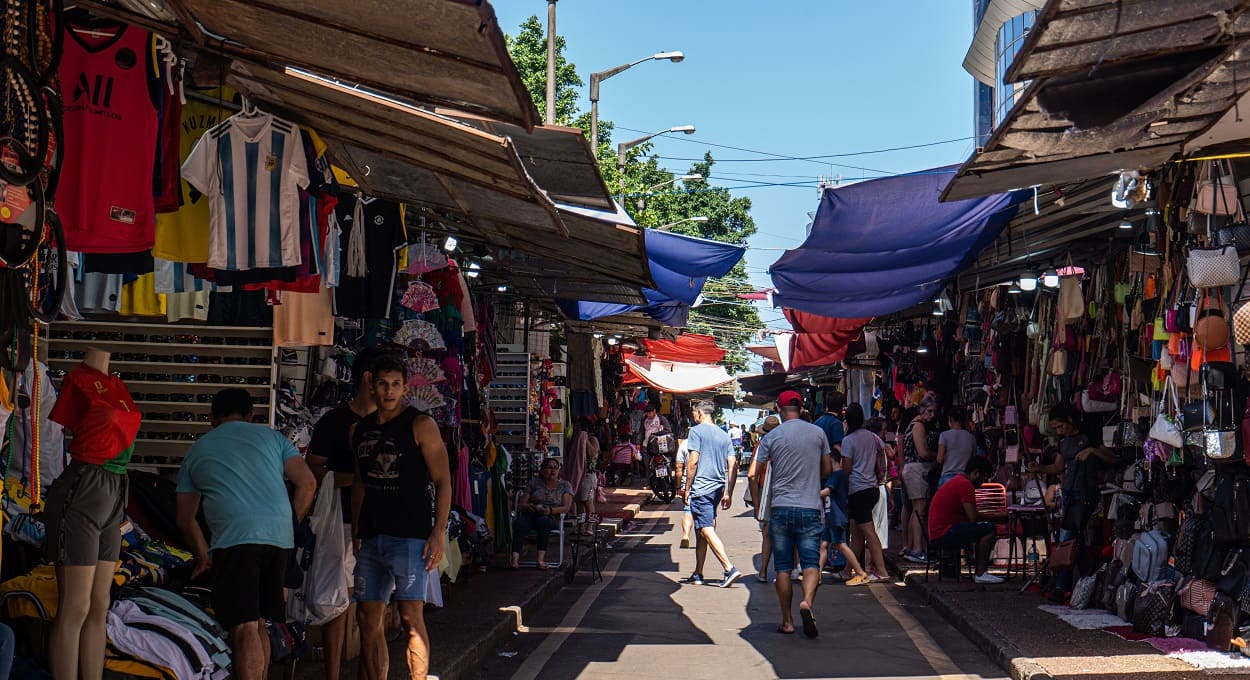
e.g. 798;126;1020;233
494;1;979;335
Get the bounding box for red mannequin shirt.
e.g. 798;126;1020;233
50;364;142;471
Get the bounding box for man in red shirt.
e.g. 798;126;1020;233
927;456;1004;584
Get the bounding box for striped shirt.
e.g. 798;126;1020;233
182;113;309;271
153;259;208;294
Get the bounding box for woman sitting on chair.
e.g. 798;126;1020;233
510;458;574;569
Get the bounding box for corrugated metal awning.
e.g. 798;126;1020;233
89;0;538;128
944;0;1250;202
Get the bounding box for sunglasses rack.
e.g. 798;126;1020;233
47;320;276;471
488;352;531;451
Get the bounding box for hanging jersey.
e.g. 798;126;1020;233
153;87;234;262
153;259;209;294
333;194;404;319
166;291;210;322
181;112;309;271
57;19;162;253
120;273;167;317
77;273;123;313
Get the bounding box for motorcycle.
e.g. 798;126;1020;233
648;452;676;504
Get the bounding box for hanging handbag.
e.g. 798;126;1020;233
1232;253;1250;345
1188;245;1241;289
1149;378;1185;448
1195;159;1241;216
1205;428;1239;461
1059;274;1085;321
1203;361;1239;391
1048;349;1067;376
1083;391;1118;413
1193;289;1230;352
1182;400;1213;432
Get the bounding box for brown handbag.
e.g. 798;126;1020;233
1179;577;1218;616
1049;540;1077;570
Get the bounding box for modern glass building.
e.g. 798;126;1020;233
964;0;1044;142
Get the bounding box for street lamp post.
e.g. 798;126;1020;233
638;174;702;211
657;216;709;231
589;51;684;146
617;125;696;195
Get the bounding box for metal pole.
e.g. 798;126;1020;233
545;0;557;125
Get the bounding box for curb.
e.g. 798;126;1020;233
884;553;1054;680
435;491;649;679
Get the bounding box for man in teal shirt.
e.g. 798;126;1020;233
176;388;316;680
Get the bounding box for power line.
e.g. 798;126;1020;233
618;124;973;164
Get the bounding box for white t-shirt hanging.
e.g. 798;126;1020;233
181;112;309;271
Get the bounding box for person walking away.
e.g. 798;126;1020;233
510;459;574;567
675;438;694;549
821;449;869;586
750;415;781;582
937;408;976;488
350;355;452;680
304;346;384;680
680;402;743;588
176;389;317;680
900;398;939;562
813;392;846;455
728;422;743;460
609;432;639;486
927;457;1005;584
750;391;832;638
842;404;889;582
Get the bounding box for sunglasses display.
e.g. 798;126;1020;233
49;320;276;469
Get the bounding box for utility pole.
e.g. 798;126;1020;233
546;0;557;125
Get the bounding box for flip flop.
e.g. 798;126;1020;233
776;625;795;635
799;606;818;639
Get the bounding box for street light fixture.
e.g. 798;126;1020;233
656;216;708;231
618;125;696;193
589;51;685;145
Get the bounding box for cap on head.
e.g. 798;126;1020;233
777;390;803;410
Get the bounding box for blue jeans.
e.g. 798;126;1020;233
938;472;960;489
354;535;430;602
768;506;823;572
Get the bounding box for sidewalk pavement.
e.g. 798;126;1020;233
291;484;651;680
882;547;1226;680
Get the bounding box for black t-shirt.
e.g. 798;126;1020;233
352;407;434;540
333;194;405;320
307;402;367;522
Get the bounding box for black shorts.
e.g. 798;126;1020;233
44;461;126;566
848;487;879;525
211;544;288;630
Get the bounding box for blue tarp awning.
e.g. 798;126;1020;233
768;166;1024;318
560;228;746;327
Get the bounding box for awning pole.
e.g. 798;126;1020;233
546;1;557;125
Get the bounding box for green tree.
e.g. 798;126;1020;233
505;16;583;126
505;18;761;372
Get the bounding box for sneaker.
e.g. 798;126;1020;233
846;575;870;586
681;573;704;585
720;567;743;588
904;551;928;563
868;573;890;583
974;572;1005;585
679;537;691;549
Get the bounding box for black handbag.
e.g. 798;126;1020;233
1208;593;1238;651
1132;580;1177;636
1202;362;1239;392
1215;222;1250;251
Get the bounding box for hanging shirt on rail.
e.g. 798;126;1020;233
333;194;404;319
181;111;309;271
57;18;163;253
153;87;234;262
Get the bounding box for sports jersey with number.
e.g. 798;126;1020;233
57;19;162;253
181;112;309;271
153;87;234;262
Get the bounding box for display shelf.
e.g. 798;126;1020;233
489;352;531;449
48;320;276;470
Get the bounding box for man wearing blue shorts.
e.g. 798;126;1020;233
751;390;833;638
351;355;452;679
680;402;742;587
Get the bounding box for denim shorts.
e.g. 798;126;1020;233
689;486;724;531
825;525;848;546
354;535;430;603
769;506;823;572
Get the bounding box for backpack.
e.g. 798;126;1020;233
1117;581;1140;622
1132;529;1169;583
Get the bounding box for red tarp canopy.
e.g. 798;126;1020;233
624;356;735;394
642;334;727;364
781;309;872;370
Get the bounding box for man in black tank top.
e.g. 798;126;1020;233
349;355;451;680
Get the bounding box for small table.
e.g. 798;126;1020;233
1006;504;1049;589
566;514;603;584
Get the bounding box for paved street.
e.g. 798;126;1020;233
472;482;1008;680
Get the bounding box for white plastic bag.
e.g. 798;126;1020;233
872;484;889;552
288;472;350;626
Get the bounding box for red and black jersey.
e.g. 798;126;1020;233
49;363;142;466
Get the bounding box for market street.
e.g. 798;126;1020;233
473;490;1007;680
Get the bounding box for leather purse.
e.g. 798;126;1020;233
1193;289;1230;352
1202;361;1239;391
1182;400;1213;432
1188;245;1241;289
1049;539;1077;570
1195;159;1241;216
1180;577;1218;616
1132;580;1177;637
1208;593;1239;651
1215;221;1250;252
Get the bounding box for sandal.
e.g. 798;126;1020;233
776;625;795;635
